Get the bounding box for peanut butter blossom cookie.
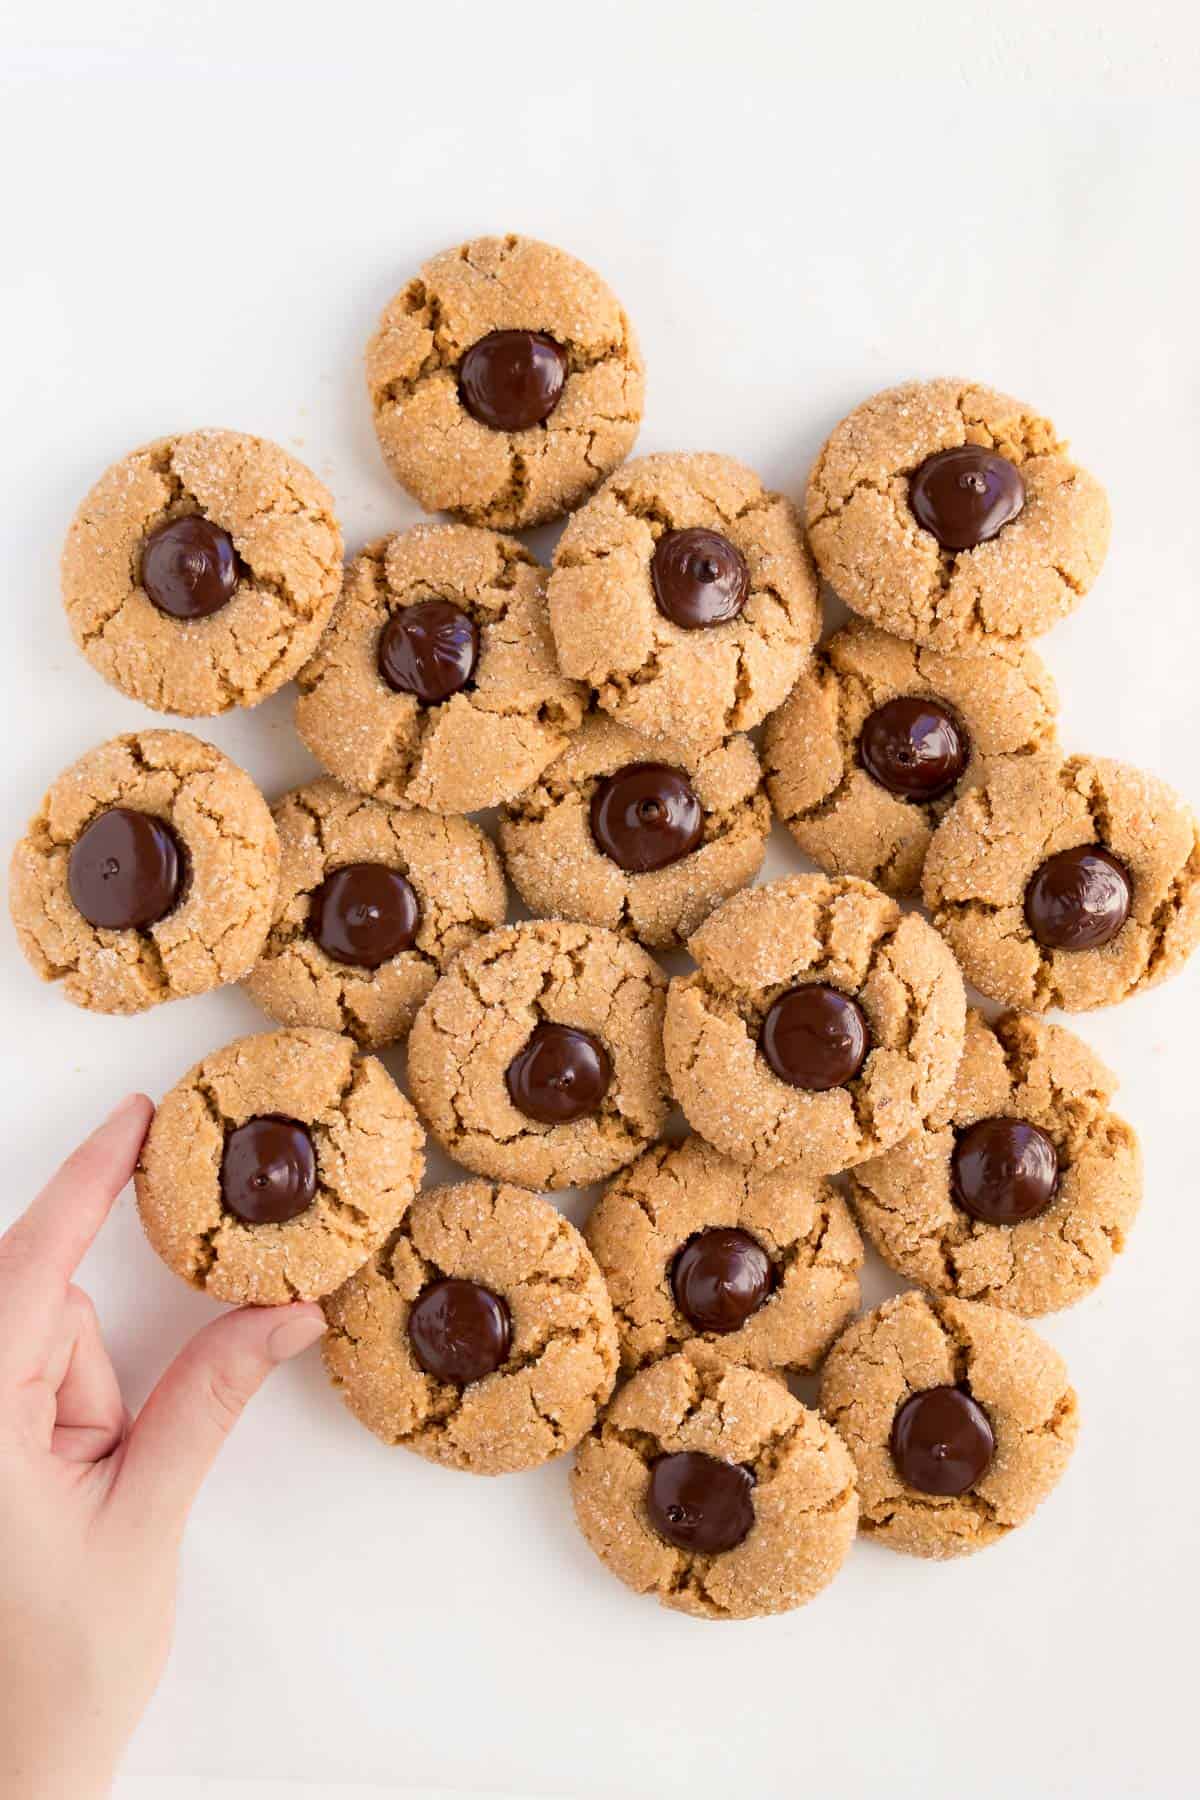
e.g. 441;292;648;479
295;523;584;814
322;1180;618;1475
62;430;343;715
922;752;1200;1010
664;874;965;1176
406;919;669;1191
9;730;278;1015
848;1010;1141;1315
820;1292;1078;1558
571;1346;857;1620
548;453;820;753
499;712;770;949
585;1135;862;1375
805;379;1110;651
242;778;506;1050
763;618;1059;896
366;234;644;529
135;1028;424;1306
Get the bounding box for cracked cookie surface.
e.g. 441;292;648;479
135;1027;425;1305
295;523;584;813
406;919;669;1190
10;729;279;1015
62;430;343;715
664;874;965;1175
571;1344;857;1620
806;379;1110;651
922;752;1200;1010
763;618;1059;896
322;1179;618;1475
548;453;820;753
366;234;643;529
499;712;769;949
820;1291;1078;1558
585;1134;862;1374
243;778;506;1049
849;1010;1142;1314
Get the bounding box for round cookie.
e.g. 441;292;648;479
585;1134;863;1374
571;1346;857;1620
805;379;1110;652
406;920;669;1190
135;1027;425;1306
499;712;770;949
848;1009;1141;1315
820;1291;1078;1558
366;233;644;529
9;730;279;1015
922;751;1200;1010
295;523;584;814
322;1179;618;1475
548;453;820;754
763;618;1059;896
242;778;507;1050
62;430;343;715
664;874;966;1176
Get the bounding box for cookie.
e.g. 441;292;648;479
242;778;506;1050
406;919;669;1191
584;1135;862;1375
366;234;643;529
9;730;279;1015
548;453;820;753
663;874;965;1176
135;1028;424;1306
322;1179;618;1475
571;1346;857;1620
805;379;1111;652
762;618;1059;896
498;712;770;950
295;523;584;814
820;1292;1078;1558
922;751;1200;1011
62;430;343;715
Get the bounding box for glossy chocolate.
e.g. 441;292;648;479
951;1117;1059;1226
458;329;567;432
141;515;240;619
407;1278;512;1385
309;863;420;969
646;1451;756;1553
650;528;749;631
671;1228;773;1334
377;600;479;704
759;984;869;1091
220;1116;318;1226
859;696;969;801
1024;845;1132;951
890;1385;996;1496
909;446;1026;551
589;762;703;873
67;807;184;930
504;1022;612;1125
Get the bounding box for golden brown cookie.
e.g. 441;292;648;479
242;779;505;1050
922;752;1200;1010
571;1346;858;1620
548;453;820;753
9;730;279;1015
498;712;769;950
763;618;1059;896
366;234;643;529
62;431;343;715
584;1135;862;1374
406;919;669;1191
135;1028;424;1306
820;1292;1078;1559
664;874;965;1176
806;379;1110;651
322;1179;618;1476
295;523;584;814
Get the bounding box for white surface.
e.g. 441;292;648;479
4;6;1199;1799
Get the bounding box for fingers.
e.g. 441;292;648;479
50;1287;127;1464
113;1304;325;1532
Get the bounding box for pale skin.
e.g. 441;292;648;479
0;1094;326;1799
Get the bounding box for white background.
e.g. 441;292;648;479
2;5;1198;1798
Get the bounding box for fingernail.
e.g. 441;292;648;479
268;1312;326;1363
106;1092;147;1125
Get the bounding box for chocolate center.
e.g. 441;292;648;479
859;696;969;801
220;1116;317;1225
1024;845;1132;951
377;600;479;704
458;330;567;432
671;1228;774;1334
646;1451;756;1553
951;1117;1059;1226
650;528;749;631
759;985;869;1091
407;1278;512;1385
890;1385;996;1496
309;863;420;969
141;516;240;619
909;446;1026;551
504;1022;612;1124
67;807;184;930
589;762;704;873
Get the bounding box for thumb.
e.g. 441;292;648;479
113;1304;325;1532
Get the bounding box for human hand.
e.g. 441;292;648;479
0;1094;326;1800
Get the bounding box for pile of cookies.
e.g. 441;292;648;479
11;234;1200;1622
